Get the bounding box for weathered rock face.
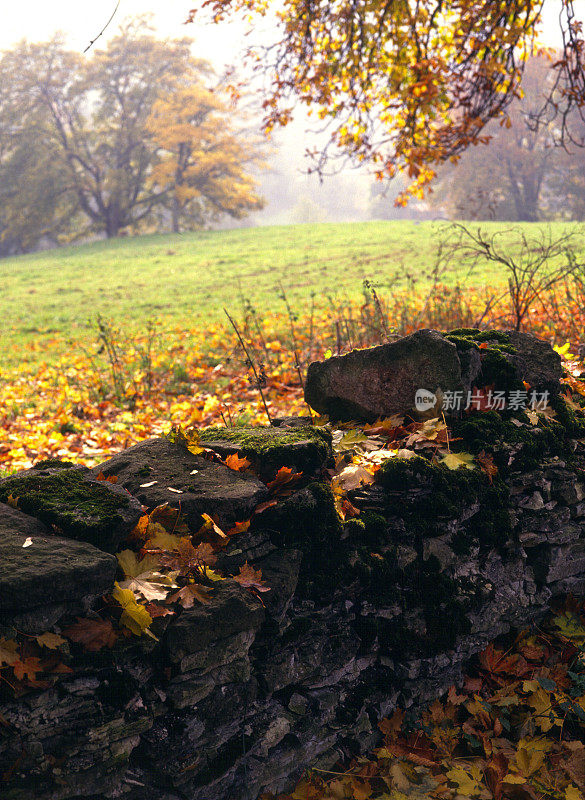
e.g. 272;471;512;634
1;332;583;800
0;503;116;633
0;465;143;553
305;329;463;421
305;328;562;422
88;437;268;529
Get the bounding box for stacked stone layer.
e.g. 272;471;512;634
1;329;584;800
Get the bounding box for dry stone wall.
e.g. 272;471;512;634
2;329;585;800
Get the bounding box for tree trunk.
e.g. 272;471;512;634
172;196;180;234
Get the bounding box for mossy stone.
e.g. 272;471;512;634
378;454;511;550
0;467;142;552
198;425;332;479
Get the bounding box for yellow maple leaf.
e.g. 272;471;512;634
35;632;66;650
112;582;154;637
446;763;484;796
514;745;545;777
117;549;160;578
440;451;476;471
526;687;562;732
6;493;19;509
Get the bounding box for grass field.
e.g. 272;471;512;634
2;220;583;369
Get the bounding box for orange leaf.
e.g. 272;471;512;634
13;656;43;682
226;519;251;537
267;466;303;495
255;499;278;514
477;450;498;483
225;452;252;471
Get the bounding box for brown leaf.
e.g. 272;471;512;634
0;637;19;667
225;519;251;537
167;584;212;607
254;499;278;514
233;561;271;592
144;602;175;618
62;617;118;652
379;709;404;740
159;539;217;576
35;632;66;650
478;450;498;483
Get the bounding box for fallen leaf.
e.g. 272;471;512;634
35;632;66;650
7;494;19;509
144;602;175;618
197;512;227;540
226;519;251;537
167;583;212;607
112;583;154;637
440;451;476;470
477;450;498;482
0;638;19;666
62;617;118;651
225;453;252;471
233;561;271;592
158;539;217;576
117;549;161;578
118;571;177;602
166;425;204;455
333;463;375;491
267;466;303;495
13;656;43;682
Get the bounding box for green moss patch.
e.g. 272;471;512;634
0;468;132;551
199;425;332;478
378;454;511;551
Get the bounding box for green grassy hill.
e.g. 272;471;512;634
1;220;582;368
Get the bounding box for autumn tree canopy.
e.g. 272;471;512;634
147;84;264;233
187;0;585;201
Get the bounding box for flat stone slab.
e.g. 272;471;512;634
305;329;463;422
0;465;143;553
89;438;269;530
198;425;332;480
163;580;265;667
0;503;116;611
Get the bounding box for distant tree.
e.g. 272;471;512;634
146;83;264;232
0;19;259;244
0;124;77;255
545;116;585;220
431;55;567;221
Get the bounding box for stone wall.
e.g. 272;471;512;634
2;329;585;800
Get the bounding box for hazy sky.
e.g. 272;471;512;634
0;1;249;69
1;1;582;67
